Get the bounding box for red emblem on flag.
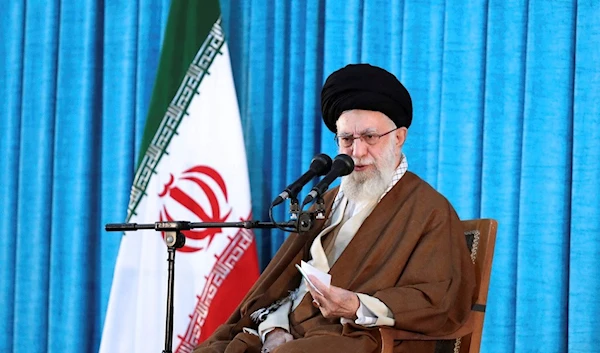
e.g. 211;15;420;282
158;165;232;252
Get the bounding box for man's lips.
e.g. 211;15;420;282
354;164;371;172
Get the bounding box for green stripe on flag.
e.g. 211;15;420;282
128;0;223;219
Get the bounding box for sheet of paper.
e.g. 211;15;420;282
295;264;324;296
296;260;332;296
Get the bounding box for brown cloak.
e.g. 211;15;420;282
194;172;476;353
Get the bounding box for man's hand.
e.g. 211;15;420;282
261;328;293;353
306;275;360;319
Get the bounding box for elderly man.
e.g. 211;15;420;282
194;64;475;353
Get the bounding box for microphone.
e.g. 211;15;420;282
302;154;354;206
271;153;333;206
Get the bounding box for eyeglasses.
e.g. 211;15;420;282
334;127;399;148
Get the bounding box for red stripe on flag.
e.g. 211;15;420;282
174;226;259;352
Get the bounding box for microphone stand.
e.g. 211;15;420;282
104;218;313;353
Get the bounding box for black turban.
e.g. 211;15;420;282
320;64;412;132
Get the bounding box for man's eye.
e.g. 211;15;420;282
364;134;377;141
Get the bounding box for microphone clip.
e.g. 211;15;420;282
294;196;326;232
296;211;315;232
289;198;300;220
315;197;326;220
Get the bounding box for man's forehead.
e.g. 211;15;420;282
336;110;394;132
337;126;378;135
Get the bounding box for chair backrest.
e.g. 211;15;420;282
458;219;498;353
379;219;498;353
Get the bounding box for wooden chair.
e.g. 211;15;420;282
379;219;498;353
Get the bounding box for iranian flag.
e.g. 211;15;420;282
99;1;259;352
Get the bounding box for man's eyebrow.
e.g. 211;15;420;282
338;128;378;136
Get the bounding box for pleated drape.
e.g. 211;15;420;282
0;0;598;352
569;2;600;351
0;1;171;351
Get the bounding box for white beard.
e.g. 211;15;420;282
340;138;400;205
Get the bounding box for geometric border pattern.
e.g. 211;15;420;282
127;17;225;220
174;224;255;353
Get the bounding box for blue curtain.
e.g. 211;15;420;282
0;0;171;351
0;0;598;352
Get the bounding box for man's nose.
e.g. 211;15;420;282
350;138;368;158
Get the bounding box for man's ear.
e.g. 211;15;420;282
395;127;408;148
